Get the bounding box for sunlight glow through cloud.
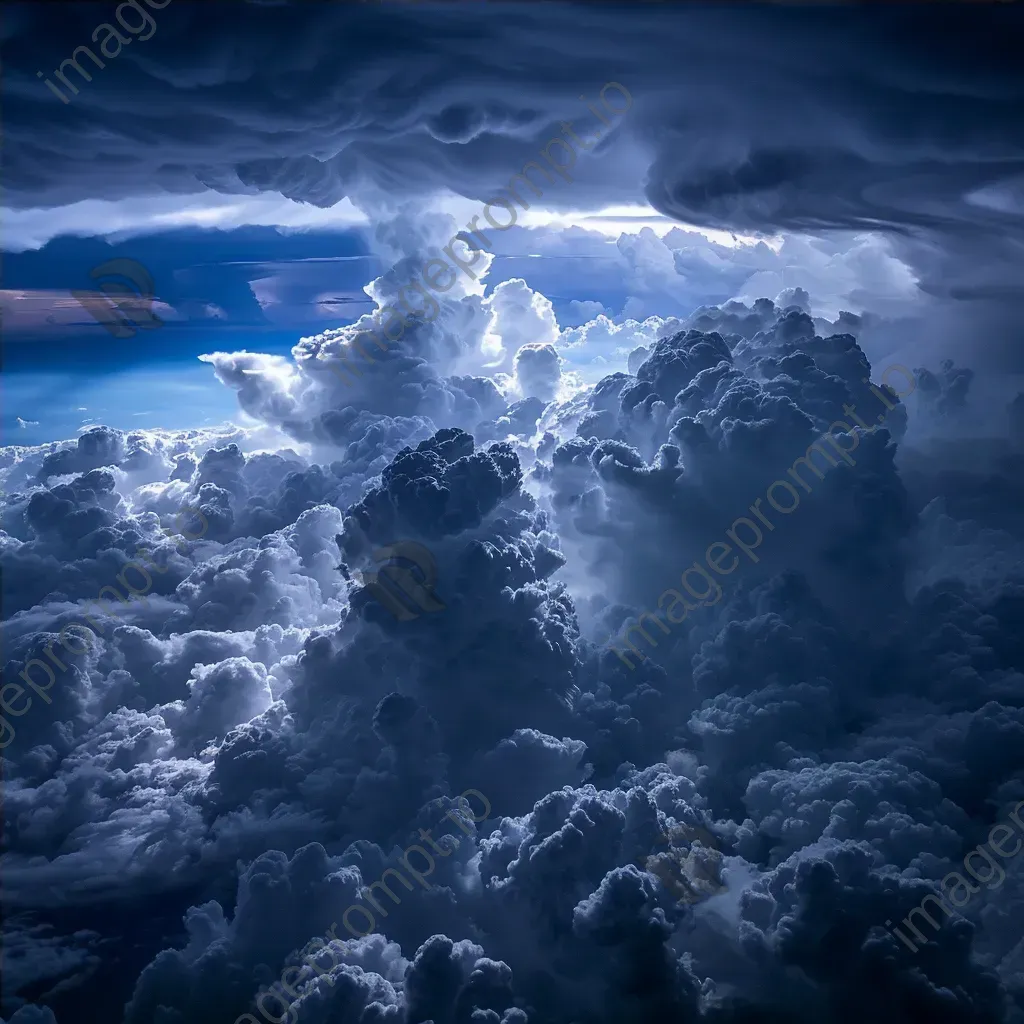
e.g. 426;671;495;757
518;203;771;248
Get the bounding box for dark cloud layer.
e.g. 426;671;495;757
7;3;1023;233
7;2;1024;367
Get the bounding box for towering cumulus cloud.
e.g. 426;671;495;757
3;4;1024;1024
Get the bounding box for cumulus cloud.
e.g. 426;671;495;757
512;344;562;404
5;277;1024;1023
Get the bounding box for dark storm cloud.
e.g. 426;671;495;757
7;2;1024;369
5;3;1022;236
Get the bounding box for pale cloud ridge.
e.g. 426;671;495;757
0;191;368;252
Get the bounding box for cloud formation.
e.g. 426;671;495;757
6;2;1024;323
5;5;1024;1023
4;264;1024;1022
